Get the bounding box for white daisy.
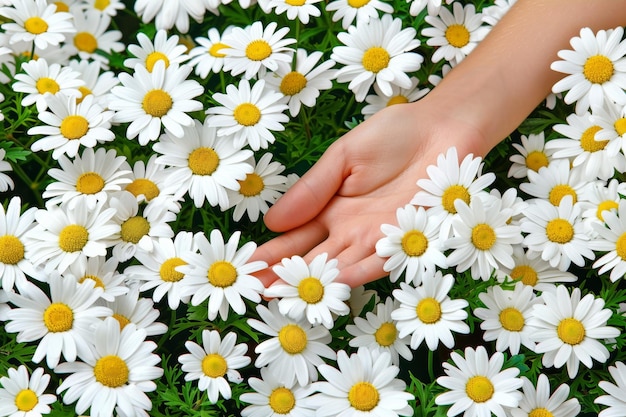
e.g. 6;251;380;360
325;0;394;30
0;365;56;417
206;79;289;151
101;287;168;337
188;27;232;79
264;253;351;329
481;0;516;27
346;296;413;366
109;60;203;145
361;76;429;119
581;178;625;236
507;132;554;179
124;29;189;72
134;0;205;33
82;0;126;16
435;345;523;417
405;0;452;17
551;26;626;115
0;149;13;192
123;154;181;213
596;361;626;417
247;299;336;387
267;0;322;24
331;14;423;102
591;199;626;282
348;285;380;318
391;270;470;351
64;9;123;68
55;317;163;417
530;285;619;379
314;347;414;417
68;59;120;108
510;374;580;417
65;255;128;302
519;159;591;208
592;99;626;157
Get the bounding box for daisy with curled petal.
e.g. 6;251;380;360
591;199;626;282
206;79;289;151
375;204;448;285
361;77;429;119
178;330;251;404
507;132;553;179
4;276;111;369
0;149;13;192
109;60;203;145
64;9;123;68
435;345;523;417
188;27;232;79
405;0;452;17
481;0;516;27
82;0;126;16
124;29;189;72
134;0;205;33
314;347;414;417
55;317;163;417
552;27;626;115
346;296;412;366
267;0;322;24
68;59;119;108
519;159;590;207
325;0;394;30
0;197;38;292
0;365;56;417
331;14;423;102
348;285;380;317
530;285;619;379
178;229;267;321
510;374;580;417
592;100;626;156
247;299;336;387
64;255;128;302
596;361;626;416
123;154;181;214
391;270;469;351
264;253;351;329
581;178;624;237
102;287;168;337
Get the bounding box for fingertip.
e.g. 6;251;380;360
336;254;388;288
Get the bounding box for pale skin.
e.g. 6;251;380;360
252;0;626;288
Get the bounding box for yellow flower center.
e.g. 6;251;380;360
348;382;379;412
583;55;614;84
510;265;538;286
347;0;370;7
416;297;441;324
15;389;38;412
120;216;150;244
74;32;98;54
525;150;549;172
126;178;160;201
54;2;69;12
208;261;238;288
142;89;172;117
160;257;186;282
94;0;111;11
238;173;265;197
234;103;261;126
75;172;105;194
471;223;496;251
401;230;428;257
43;303;73;332
24;17;48;35
597;200;619;221
94;355;129;388
269;387;296;414
615;232;626;261
245;40;272;61
362;47;390;73
209;42;229;58
499;307;525;331
60;115;89;140
387;95;409;106
545;218;574;244
202;353;228;378
465;376;494;403
441;185;470;214
112;313;130;330
58;224;89;252
374;322;397;347
77;86;93;104
615;117;626;136
145;52;170;72
529;408;554;417
557;318;585;345
278;324;307;354
79;274;104;288
280;71;307;96
285;0;306;5
0;235;25;265
298;277;324;304
445;24;470;48
548;185;577;206
580;125;607;152
36;77;60;94
188;147;220;176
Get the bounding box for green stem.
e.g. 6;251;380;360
428;349;435;382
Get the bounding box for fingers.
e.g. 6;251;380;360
335;253;388;288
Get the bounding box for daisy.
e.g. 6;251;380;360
391;270;470;351
507;132;554;179
0;149;13;192
82;0;126;16
42;147;132;210
346;296;413;366
68;59;119;108
325;0;394;30
263;48;337;117
481;0;517;27
0;365;56;417
473;282;539;355
591;199;626;282
266;0;322;24
510;374;580;417
206;79;289;151
178;330;250;404
361;77;429;119
0;0;75;51
580;178;625;236
64;9;124;68
596;361;626;416
4;276;111;369
592;100;626;156
435;345;523;417
63;255;128;302
314;347;414;417
331;14;423;102
188;27;232;79
101;287;168;337
264;253;351;329
405;0;453;17
153;117;253;210
226;152;288;222
221;21;295;80
484;187;528;227
375;204;448;285
519;159;590;207
0;197;38;292
348;285;380;317
47;0;81;12
134;0;205;33
109;60;203;145
124;29;189;72
247;299;336;387
55;317;163;417
178;229;266;321
122;155;181;216
422;3;490;66
551;26;626;115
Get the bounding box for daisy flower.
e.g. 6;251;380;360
123;154;180;213
102;287;168;337
109;60;203;145
519;159;589;207
0;365;56;417
153;118;253;210
178;229;266;321
206;79;289;151
348;285;380;317
55;317;163;417
375;204;447;285
346;296;413;366
510;374;580;417
82;0;126;16
435;345;523;417
314;348;414;417
134;0;205;33
68;59;119;108
593;100;626;156
507;132;553;179
481;0;517;27
64;9;124;68
124;29;189;72
422;3;490;66
551;26;626;115
221;21;295;80
263;48;337;117
405;0;453;17
391;270;470;351
64;255;128;302
188;27;232;79
264;253;351;329
361;76;429;119
591;199;626;282
267;0;322;24
325;0;394;30
178;330;250;404
596;361;626;417
581;178;625;236
0;197;37;292
4;276;111;369
331;14;423;102
0;149;13;192
247;299;336;387
473;282;539;355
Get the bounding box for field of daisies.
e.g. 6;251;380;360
3;0;626;416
